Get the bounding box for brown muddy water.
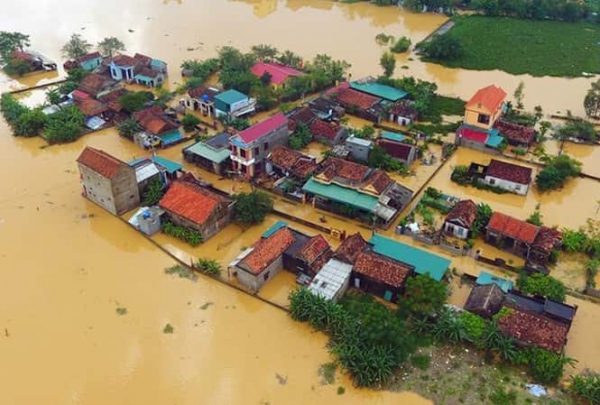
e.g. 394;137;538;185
1;0;595;116
1;1;599;402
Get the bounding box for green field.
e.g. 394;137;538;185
423;16;600;77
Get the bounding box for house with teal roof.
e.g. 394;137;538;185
368;234;451;281
476;271;514;293
183;131;233;175
350;80;408;102
214;89;256;118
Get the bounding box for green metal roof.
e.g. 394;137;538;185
368;234;451;281
476;271;514;293
262;221;288;238
485;129;504;148
185;141;231;164
302;178;378;212
350;82;408;102
214;89;247;106
160;130;183;146
381;131;406;143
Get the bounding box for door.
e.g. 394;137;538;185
384;290;393;302
354;277;360;288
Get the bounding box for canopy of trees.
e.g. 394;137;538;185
535;154;582;191
97;37;125;57
233;191;274;225
61;33;92;59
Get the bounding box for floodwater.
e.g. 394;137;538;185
1;0;595;116
1;0;599;401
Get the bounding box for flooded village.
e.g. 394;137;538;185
2;1;600;405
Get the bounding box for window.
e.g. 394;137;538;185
254;147;259;156
477;114;490;125
489;179;496;185
264;142;269;151
263;271;270;281
240;149;247;158
515;185;521;191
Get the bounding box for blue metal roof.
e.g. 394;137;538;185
381;131;406;143
476;271;514;293
128;156;183;174
262;221;289;238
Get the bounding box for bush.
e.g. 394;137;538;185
390;36;411;53
181;113;201;132
421;34;464;61
163;220;203;246
164;264;197;281
521;348;571;385
459;311;487;345
142;179;164;206
3;58;31;76
516;272;566;302
234;191;274;225
571;372;600;405
536;154;582;192
13;108;46;137
44;105;85;143
288;122;312;150
401;275;448;318
117;91;154;113
117;118;141;140
195;258;222;277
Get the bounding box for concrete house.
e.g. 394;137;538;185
76;146;140;215
308;258;353;302
109;53;167;88
214;89;256;118
481;159;533;195
158;174;234;241
345;136;372;162
388;102;418;127
64;51;104;71
377;137;417;167
443;199;477;240
182;86;220;117
230;113;290;178
183;131;233;175
133;106;183;148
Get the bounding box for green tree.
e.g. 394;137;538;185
557;119;599;143
180;58;219;81
97;37;125;58
421;34;464;61
117;91;154;113
473;203;493;236
526;205;543;226
2;58;31;76
44;105;85;143
14;108;46;137
251;44;279;62
117;118;140;140
516;272;566;302
288;122;312;150
233;191;274;225
255;85;278;110
513;81;525;110
536;154;582;191
142;178;164;206
181;113;201;132
61;33;92;59
46;88;62;105
277;50;303;69
380;52;396;77
585;79;600;118
390;36;411;53
0;31;30;62
401;275;448;318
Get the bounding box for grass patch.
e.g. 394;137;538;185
164;264;197;281
411;354;432;371
318;362;337;385
423;16;600;77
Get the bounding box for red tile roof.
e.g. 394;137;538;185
335;88;381;110
486;159;532;185
335;233;368;264
12;51;34;62
241;227;296;274
466;85;507;113
445;199;477;228
310;119;340;141
354;251;412;288
320;158;369;183
494;119;536;145
159;178;230;226
98;88;129;112
268;145;317;178
188;86;219;100
237;113;288;144
325;81;350;96
133;53;152;65
368;170;392;194
498;305;569;354
137;66;159;78
296;234;331;264
111;54;138;66
133;106;179;135
76;146;127;179
457;126;488;144
378;139;414;161
532;227;562;255
251;62;304;85
390;103;419;120
76;98;109;117
76;51;102;63
487;212;539;244
288;107;317;130
72;90;91;101
78;73;116;95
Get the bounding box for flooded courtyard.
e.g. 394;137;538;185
2;0;600;404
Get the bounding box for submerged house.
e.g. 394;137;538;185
302;158;412;227
485;212;562;264
183;131;233;175
230;222;332;292
78;73;118;98
464;284;506;318
182;86;220;117
327;82;384;123
133;106;183;148
76;146;140;215
109;53;168;88
251;62;304;89
344;136;372;162
214;89;256;118
158;174;234;241
494;119;537;147
376;132;417;166
10;50;57;72
350;78;407;103
64;51;103;71
308;258;353;302
230;113;290;178
497;292;576;354
352;250;414;302
266;145;318;180
388;101;419;126
287;106;317;131
310;118;346;145
443;199;477;240
75;98;110;130
128;155;183;193
469;159;533;195
456;85;507;153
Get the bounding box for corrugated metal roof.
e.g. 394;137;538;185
302;178;377;212
262;221;289;238
151;156;183;173
308;259;352;301
350;81;408;102
476;271;514;293
368;234;450;281
185;142;231;164
160;130;183;146
346;136;372;147
381;131;406;142
214;89;247;106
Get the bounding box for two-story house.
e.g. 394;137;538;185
229;113;290;178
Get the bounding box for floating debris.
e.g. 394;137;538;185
275;373;288;385
116;307;128;316
163;323;174;334
200;302;213;310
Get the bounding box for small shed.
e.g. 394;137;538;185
345;136;372;162
308;259;353;302
464;284;506;318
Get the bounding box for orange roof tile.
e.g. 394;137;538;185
76;146;127;179
241;227;296;274
159;179;230;226
335;233;368;264
320;158;369;183
336;88;380;110
487;212;539;244
354;251;412;288
466;85;507;113
296;235;331;264
76;98;109;117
